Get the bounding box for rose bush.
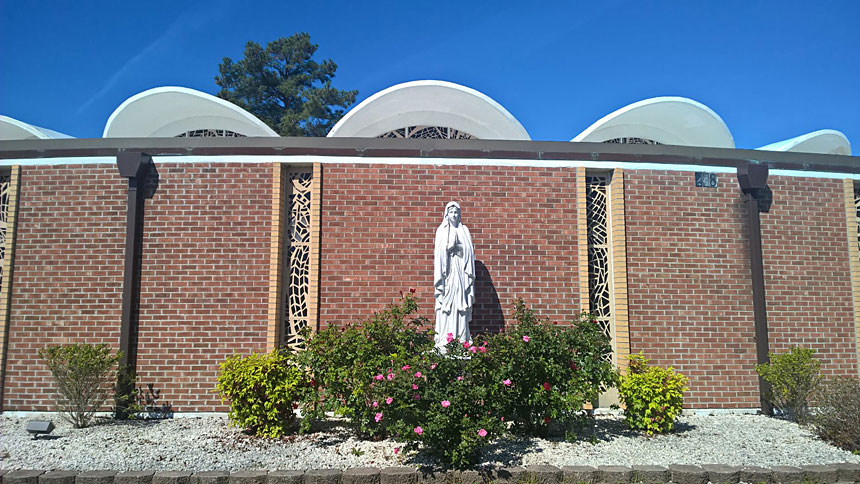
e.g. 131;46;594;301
293;294;619;467
487;299;617;437
296;291;435;437
368;335;506;468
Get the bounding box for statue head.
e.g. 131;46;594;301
444;202;461;227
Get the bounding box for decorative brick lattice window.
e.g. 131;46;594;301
603;137;661;145
585;175;612;339
378;126;475;140
175;129;246;138
0;174;8;287
284;171;313;350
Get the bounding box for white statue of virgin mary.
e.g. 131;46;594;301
433;201;475;351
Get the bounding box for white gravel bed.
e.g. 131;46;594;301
1;414;857;471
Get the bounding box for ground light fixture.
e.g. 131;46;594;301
26;420;54;439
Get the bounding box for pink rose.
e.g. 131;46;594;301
385;397;393;405
401;365;410;371
375;412;383;423
522;335;530;342
446;333;454;343
441;400;450;408
412;384;419;390
463;341;471;350
477;429;487;437
414;372;422;378
387;373;394;381
503;379;511;386
394;447;399;454
414;426;423;435
372;401;379;408
375;374;384;381
469;346;477;354
413;393;421;400
457;376;464;381
430;363;437;370
478;346;487;353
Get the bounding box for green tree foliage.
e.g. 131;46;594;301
38;343;122;428
215;33;357;137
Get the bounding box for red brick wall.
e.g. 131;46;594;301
3;165;126;410
2;162;272;412
4;161;857;412
318;163;582;333
761;175;858;377
625;170;760;408
135;163;272;412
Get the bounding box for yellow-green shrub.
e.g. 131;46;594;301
216;350;304;437
618;353;688;435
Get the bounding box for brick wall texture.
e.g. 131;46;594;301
1;162;857;412
318;164;583;333
2;163;272;412
625;171;857;408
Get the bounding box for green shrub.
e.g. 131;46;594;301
756;347;820;423
371;337;506;468
295;291;435;437
618;353;687;435
38;343;122;428
296;295;619;467
811;377;860;451
488;300;617;436
215;350;305;438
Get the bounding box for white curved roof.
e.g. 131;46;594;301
0;115;72;140
103;86;278;138
572;96;734;148
757;129;851;156
327;80;530;140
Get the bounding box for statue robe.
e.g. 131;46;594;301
433;220;475;351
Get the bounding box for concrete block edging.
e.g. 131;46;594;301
0;464;858;484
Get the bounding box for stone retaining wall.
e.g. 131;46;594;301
2;464;859;484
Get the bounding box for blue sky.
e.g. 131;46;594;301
1;0;858;149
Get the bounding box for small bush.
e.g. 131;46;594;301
372;338;506;468
811;377;860;451
295;291;435;437
618;353;688;435
38;343;122;428
489;300;617;436
756;347;820;423
216;350;304;438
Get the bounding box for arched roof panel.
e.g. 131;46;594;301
571;96;734;148
757;129;851;156
103;86;278;138
0;115;72;140
327;80;530;140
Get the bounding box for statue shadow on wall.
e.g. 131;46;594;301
472;260;504;335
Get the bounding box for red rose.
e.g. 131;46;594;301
543;382;551;391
